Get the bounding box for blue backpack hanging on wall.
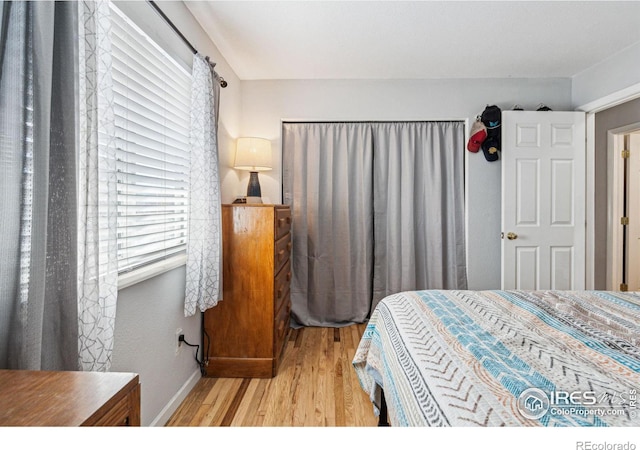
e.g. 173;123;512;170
480;105;501;162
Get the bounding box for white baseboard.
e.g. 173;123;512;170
149;368;202;427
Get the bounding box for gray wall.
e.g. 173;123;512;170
237;78;572;290
572;34;640;289
572;41;640;109
111;266;199;426
593;97;640;289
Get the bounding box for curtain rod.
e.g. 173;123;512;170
147;0;228;88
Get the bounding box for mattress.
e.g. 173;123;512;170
352;290;640;426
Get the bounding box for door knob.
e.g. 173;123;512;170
506;232;518;240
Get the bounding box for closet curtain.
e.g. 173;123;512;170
0;1;79;370
283;123;374;327
372;121;467;309
282;121;467;327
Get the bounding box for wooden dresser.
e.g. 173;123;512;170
204;204;292;378
0;370;140;426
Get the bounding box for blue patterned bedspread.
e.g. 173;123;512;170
352;290;640;426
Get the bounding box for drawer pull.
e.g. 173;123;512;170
277;249;285;260
277;288;283;299
286;271;291;281
278;216;292;227
286;241;292;251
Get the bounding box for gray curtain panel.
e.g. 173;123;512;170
283;123;374;327
0;1;78;370
282;121;466;327
372;121;467;310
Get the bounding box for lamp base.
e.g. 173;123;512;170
246;171;262;203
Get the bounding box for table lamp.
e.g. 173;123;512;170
234;137;272;203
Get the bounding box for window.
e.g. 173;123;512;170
110;5;191;276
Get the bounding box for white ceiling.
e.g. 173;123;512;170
184;1;640;81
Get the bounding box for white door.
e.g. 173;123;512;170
501;111;586;290
627;132;640;290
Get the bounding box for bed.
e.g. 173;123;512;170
352;290;640;426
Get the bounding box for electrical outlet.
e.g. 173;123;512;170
175;328;183;355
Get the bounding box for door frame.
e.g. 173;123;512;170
580;86;640;289
606;123;640;290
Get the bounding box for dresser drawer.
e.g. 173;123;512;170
274;291;291;359
274;232;291;275
274;258;291;313
275;207;291;241
90;380;140;426
92;392;131;426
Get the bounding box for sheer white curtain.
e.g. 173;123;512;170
184;54;223;316
77;0;119;372
0;1;79;370
282;121;467;327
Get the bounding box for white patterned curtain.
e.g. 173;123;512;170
184;54;222;316
77;0;119;372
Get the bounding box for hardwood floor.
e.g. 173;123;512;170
166;323;378;427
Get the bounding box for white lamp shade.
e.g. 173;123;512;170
234;137;273;171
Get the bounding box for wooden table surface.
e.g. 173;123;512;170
0;369;140;426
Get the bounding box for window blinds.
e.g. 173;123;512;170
110;5;192;274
